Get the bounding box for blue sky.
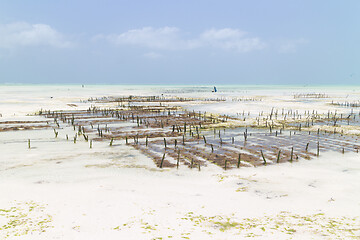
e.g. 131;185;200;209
0;0;359;84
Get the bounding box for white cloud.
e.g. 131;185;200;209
200;28;265;52
95;27;196;50
279;38;308;53
0;22;72;49
96;27;265;52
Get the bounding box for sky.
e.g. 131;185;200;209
0;0;359;85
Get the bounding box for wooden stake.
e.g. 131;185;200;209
160;153;165;168
261;150;266;165
177;150;180;169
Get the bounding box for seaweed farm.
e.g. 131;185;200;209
2;2;360;238
24;94;360;170
1;86;360;240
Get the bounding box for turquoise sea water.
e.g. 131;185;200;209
1;84;360;109
1;84;360;94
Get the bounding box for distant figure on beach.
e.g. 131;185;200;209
212;86;217;92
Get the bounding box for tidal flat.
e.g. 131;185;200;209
0;85;359;239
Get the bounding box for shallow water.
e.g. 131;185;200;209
1;84;360;239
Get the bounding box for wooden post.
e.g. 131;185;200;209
277;150;281;163
261;150;266;165
160;153;165;168
177;150;180;169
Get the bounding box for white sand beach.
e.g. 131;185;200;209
0;85;359;239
